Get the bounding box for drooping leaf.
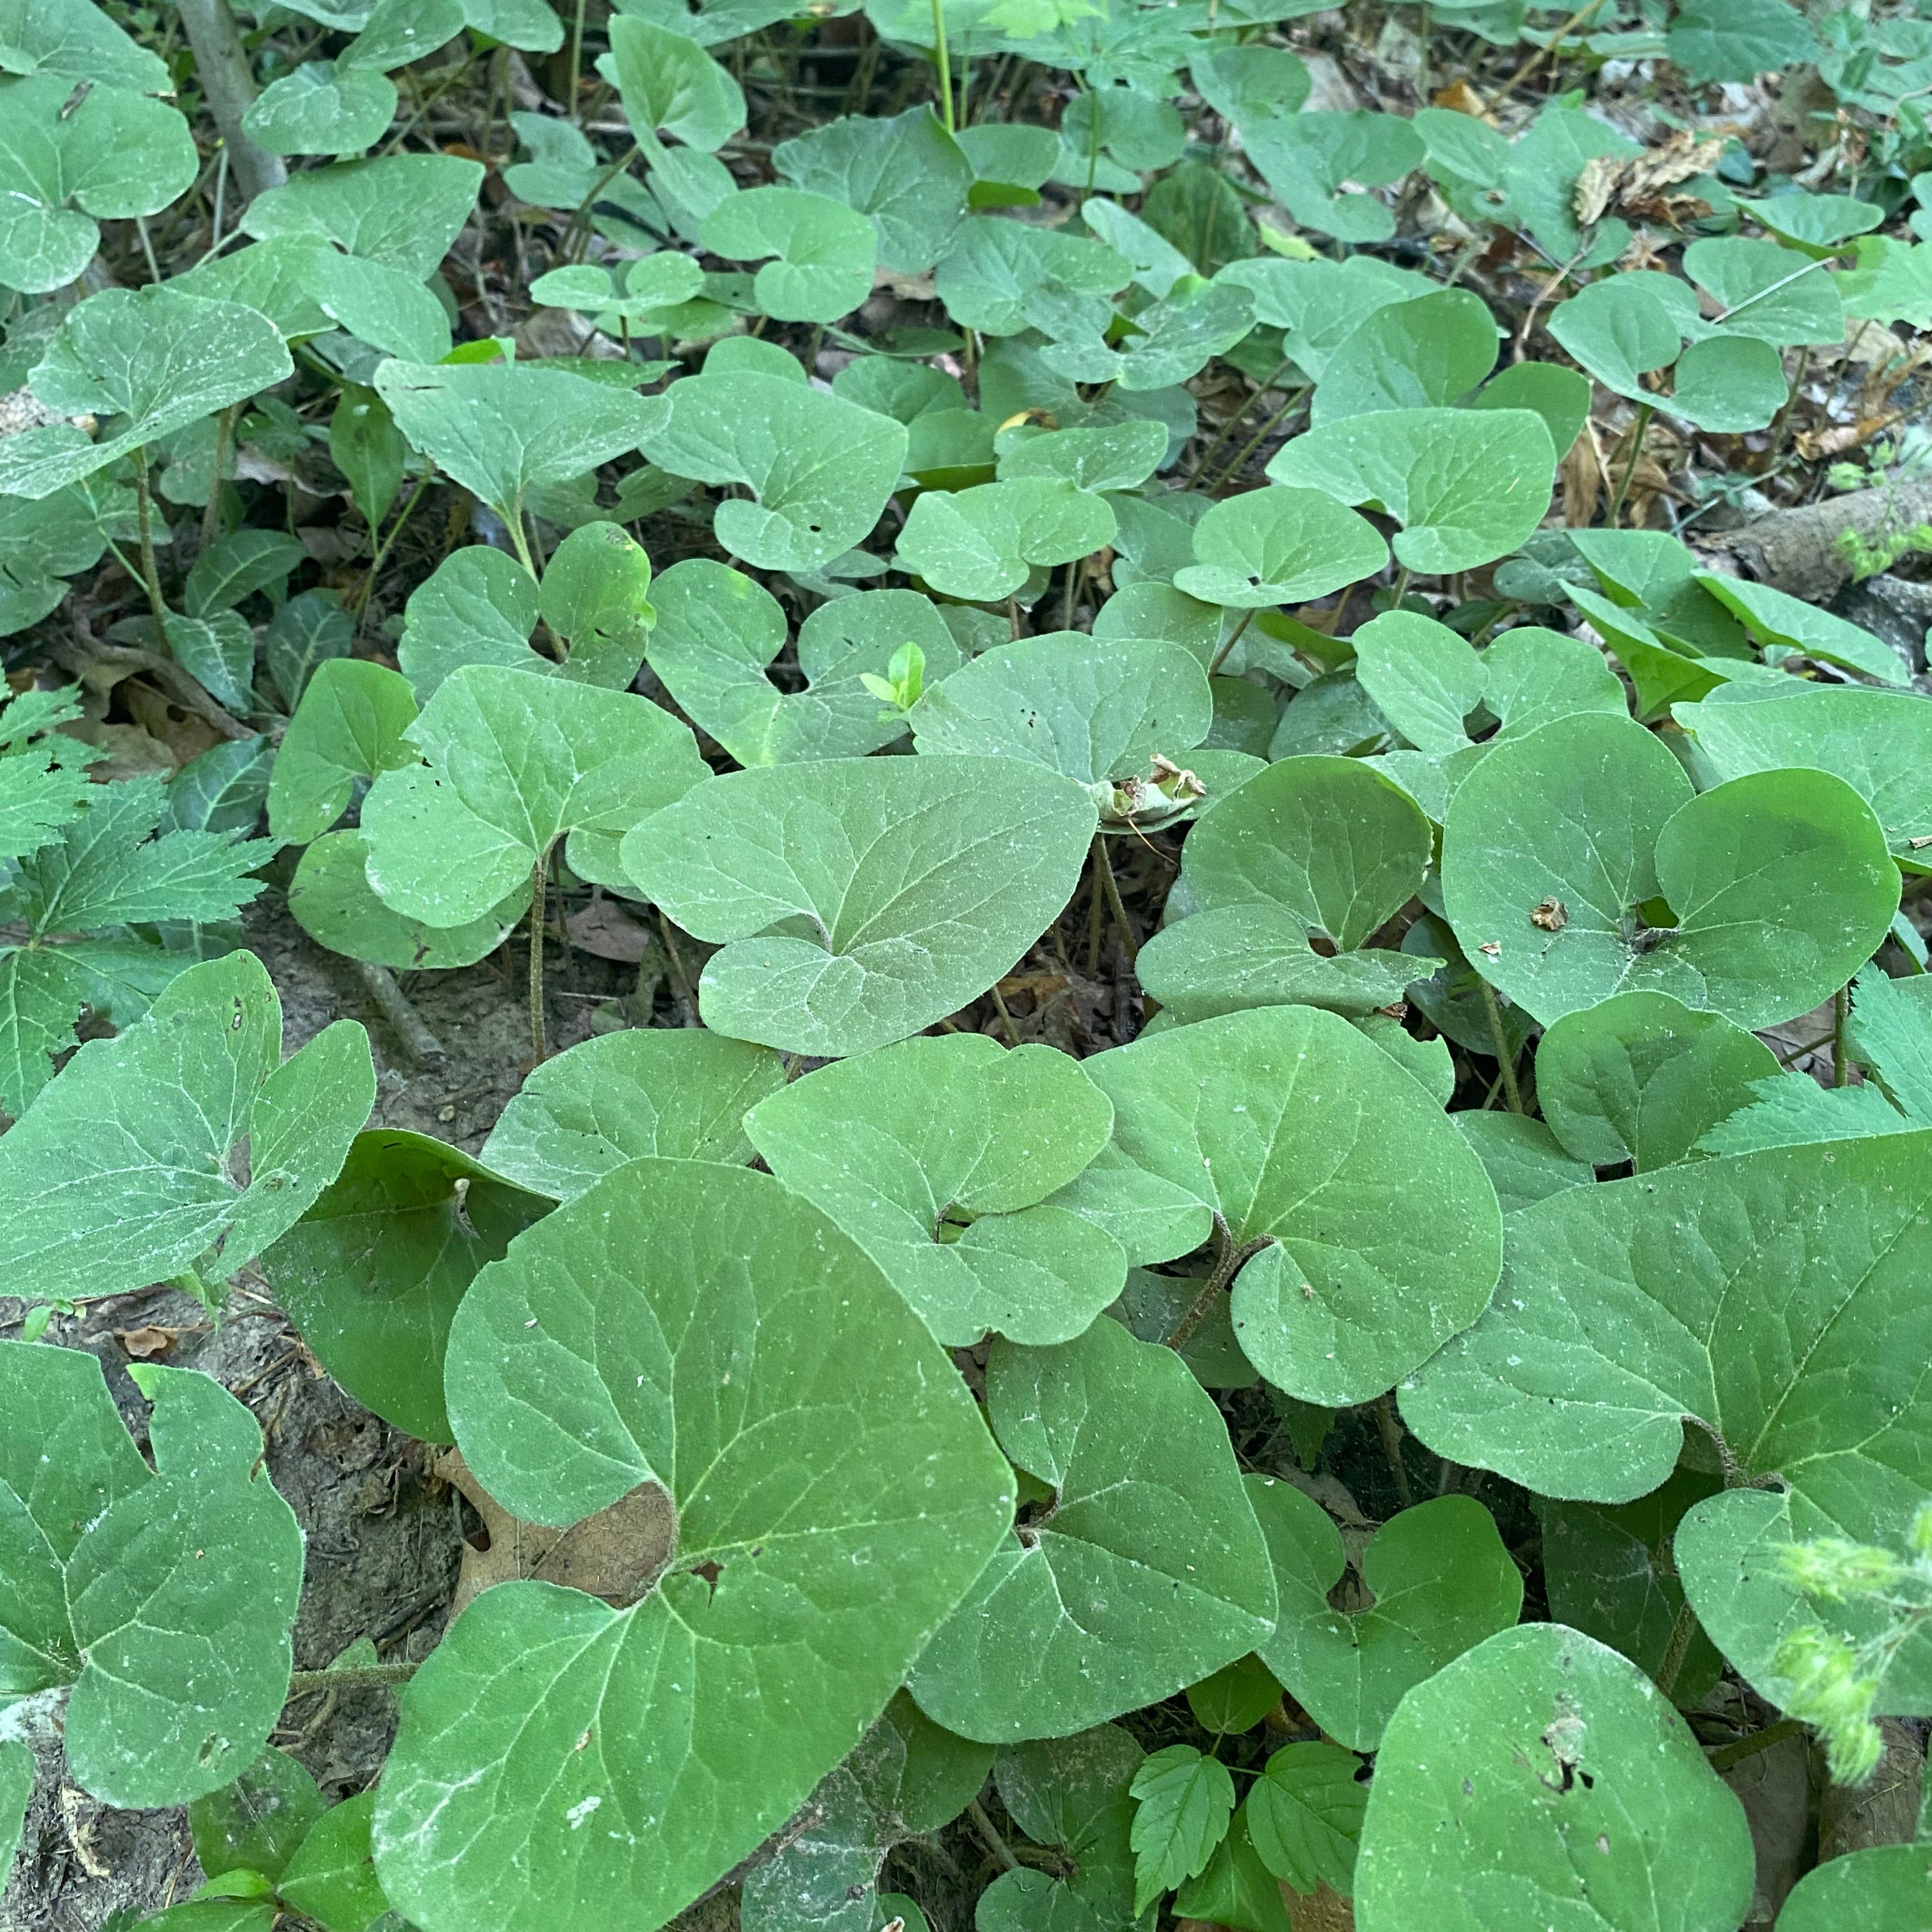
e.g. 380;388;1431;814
0;287;292;500
1692;571;1911;687
374;1159;1015;1932
1268;408;1556;574
1441;712;1898;1027
620;755;1096;1057
1248;1480;1522;1751
1400;1134;1932;1715
0;950;373;1300
361;664;709;928
908;1313;1276;1741
263;1130;553;1443
267;658;420;846
641;371;908;571
1353;1625;1754;1932
745;1034;1122;1346
1533;990;1779;1170
0;1345;303;1807
481;1028;786;1200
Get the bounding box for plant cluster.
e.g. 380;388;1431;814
5;0;1932;1929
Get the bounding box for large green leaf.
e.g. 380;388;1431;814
895;476;1116;601
242;61;397;157
1676;686;1932;870
1248;1480;1522;1751
262;1130;553;1443
1441;712;1898;1027
360;664;709;928
908;1313;1275;1740
1400;1134;1932;1715
772;105;973;275
1310;288;1499;425
241;153;484;277
620;755;1096;1057
0;0;171;89
481;1028;786;1200
0;950;372;1301
646;563;960;764
1534;990;1778;1170
1353;1625;1754;1932
1682;236;1842;347
1072;1007;1500;1404
1777;1844;1932;1930
744;1034;1121;1346
374;1158;1014;1932
0;73;198;293
0;287;292;500
374;361;670;529
702;185;877;322
266;657;420;846
1268;408;1556;574
641;371;908;571
0;1346;302;1808
1172;486;1388;610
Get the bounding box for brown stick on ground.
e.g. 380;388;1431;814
1715;479;1932;599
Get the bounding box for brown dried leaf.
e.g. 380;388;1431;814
567;898;663;963
115;1325;182;1359
1429;77;1489;118
1575;132;1726;227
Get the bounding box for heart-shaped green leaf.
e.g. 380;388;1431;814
1268;407;1556;574
480;1028;786;1200
1220;255;1431;380
375;1158;1013;1932
1172;486;1388;609
744;1034;1122;1346
1045;279;1256;392
267;658;420;845
1664;333;1789;433
646;562;960;763
1547;275;1682;401
1400;1134;1932;1716
1441;712;1899;1026
0;950;372;1301
1243;111;1423;243
1075;1006;1502;1405
1778;1844;1932;1930
702;185;877;322
620;755;1097;1057
362;664;709;926
0;287;292;500
772;105;973;275
0;74;199;293
394;547;542;698
934;215;1131;336
908;1314;1276;1740
896;476;1116;601
1534;990;1778;1170
0;0;171;89
1683;236;1843;346
997;418;1168;493
909;632;1211;784
1311;288;1499;424
262;1129;553;1442
1353;1625;1754;1932
288;829;530;969
241;153;483;277
1248;1481;1522;1751
376;361;670;531
606;13;745;153
641;371;908;571
974;1728;1142;1932
241;61;397;156
0;1346;302;1807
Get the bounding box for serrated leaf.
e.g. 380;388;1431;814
1073;1007;1501;1405
0;73;199;293
745;1034;1121;1346
263;1130;551;1442
268;658;419;845
1128;1745;1234;1913
0;287;292;501
1534;989;1778;1170
895;476;1115;601
908;1314;1275;1740
1268;407;1556;574
1243;1742;1365;1897
1399;1134;1932;1717
361;664;708;928
646;563;960;763
1249;1481;1522;1751
0;1346;303;1807
1353;1625;1754;1932
641;371;908;572
621;754;1096;1057
1440;712;1899;1027
1172;486;1388;610
374;1158;1014;1932
375;361;669;530
480;1027;785;1200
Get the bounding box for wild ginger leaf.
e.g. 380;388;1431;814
975;1727;1143;1931
0;1346;302;1807
375;1158;1015;1932
267;657;420;846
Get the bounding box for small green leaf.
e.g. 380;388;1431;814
1172;486;1388;610
0;1346;303;1807
185;530;307;620
1666;0;1817;85
933;216;1131;338
188;1748;325;1889
1355;1625;1754;1932
268;658;420;846
1683;236;1843;347
1548;274;1682;402
1128;1745;1236;1913
1185;1655;1284;1735
908;1314;1276;1740
772;105;973;275
288;829;529;969
266;590;354;709
1778;1843;1932;1931
1244;111;1423;243
1244;1742;1365;1898
702;185;877;323
537;522;656;686
241;61;397;157
1249;1480;1522;1751
622;755;1096;1057
480;1027;786;1200
895;476;1115;601
976;1728;1142;1932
